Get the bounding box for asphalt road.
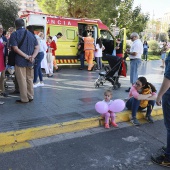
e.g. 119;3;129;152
0;118;167;170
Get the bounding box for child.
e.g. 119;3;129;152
95;38;105;70
102;90;118;129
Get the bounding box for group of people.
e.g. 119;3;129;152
77;32;124;71
0;18;170;167
0;18;63;104
100;31;170;168
77;32;105;71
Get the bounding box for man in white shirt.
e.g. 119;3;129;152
125;32;143;92
52;32;63;42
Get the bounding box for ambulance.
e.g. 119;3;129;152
20;11;126;65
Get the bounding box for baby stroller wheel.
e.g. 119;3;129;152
113;85;118;90
117;83;121;88
94;79;100;88
100;82;104;86
5;85;8;89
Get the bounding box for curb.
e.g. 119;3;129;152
0;108;163;152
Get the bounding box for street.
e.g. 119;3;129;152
0;117;167;170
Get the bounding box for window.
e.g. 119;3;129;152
100;30;113;40
66;29;75;40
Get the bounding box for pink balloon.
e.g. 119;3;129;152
109;99;125;113
95;101;108;114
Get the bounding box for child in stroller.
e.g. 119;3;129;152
94;55;126;90
4;65;15;89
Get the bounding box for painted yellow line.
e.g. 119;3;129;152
0;108;163;149
0;142;31;153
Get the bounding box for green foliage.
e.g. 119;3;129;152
36;0;149;35
148;40;160;55
156;32;168;42
0;0;19;29
117;0;149;37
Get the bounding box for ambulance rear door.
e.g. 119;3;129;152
26;14;47;37
49;25;78;59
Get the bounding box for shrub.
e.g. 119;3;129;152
148;40;160;55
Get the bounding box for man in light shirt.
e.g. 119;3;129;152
52;32;63;42
125;32;143;92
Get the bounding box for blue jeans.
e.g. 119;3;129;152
126;97;155;118
96;57;102;69
79;53;84;68
130;59;141;84
33;52;44;83
143;50;148;60
162;93;170;158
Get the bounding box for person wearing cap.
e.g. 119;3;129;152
52;32;63;43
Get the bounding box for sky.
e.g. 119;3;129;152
133;0;170;19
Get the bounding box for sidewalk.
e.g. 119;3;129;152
0;60;164;148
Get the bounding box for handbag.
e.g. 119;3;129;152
46;52;54;63
8;30;27;66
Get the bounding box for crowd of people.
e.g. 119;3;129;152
0;18;170;167
0;18;63;104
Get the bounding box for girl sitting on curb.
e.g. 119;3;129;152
126;76;157;126
101;90;118;129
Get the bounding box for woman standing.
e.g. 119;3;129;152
160;42;168;68
77;39;85;70
126;76;157;126
143;41;149;61
115;38;123;58
39;32;48;76
0;37;5;104
46;36;56;77
33;34;45;87
26;26;45;87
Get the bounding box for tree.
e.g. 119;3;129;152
156;32;168;42
117;0;149;37
36;0;120;24
36;0;149;36
0;0;19;29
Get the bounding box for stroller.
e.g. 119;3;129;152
94;55;126;90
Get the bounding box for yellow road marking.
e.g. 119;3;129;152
0;108;163;153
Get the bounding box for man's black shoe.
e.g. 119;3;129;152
151;154;170;167
29;99;33;102
125;87;131;92
15;100;29;104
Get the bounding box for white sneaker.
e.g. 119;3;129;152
38;82;44;87
33;84;38;88
0;101;4;105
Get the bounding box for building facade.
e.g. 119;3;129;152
16;0;42;15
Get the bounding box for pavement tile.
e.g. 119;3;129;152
0;60;164;133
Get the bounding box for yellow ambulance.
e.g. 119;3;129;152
20;11;126;65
